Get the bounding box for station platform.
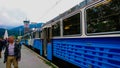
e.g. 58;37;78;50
0;45;52;68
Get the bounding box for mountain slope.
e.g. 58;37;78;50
0;25;14;29
10;23;43;36
0;23;44;38
0;28;5;38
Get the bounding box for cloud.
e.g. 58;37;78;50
0;0;83;27
0;7;27;27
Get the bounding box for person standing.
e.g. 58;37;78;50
0;38;3;58
2;38;8;50
4;36;21;68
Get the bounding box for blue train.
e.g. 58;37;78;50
21;0;120;68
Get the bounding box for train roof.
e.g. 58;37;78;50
42;0;99;28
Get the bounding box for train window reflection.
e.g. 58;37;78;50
33;32;36;38
63;13;80;35
86;0;120;34
52;21;60;36
39;31;41;38
35;32;39;38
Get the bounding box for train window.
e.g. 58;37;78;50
33;32;36;38
63;13;80;35
52;21;60;36
24;35;29;39
41;31;44;39
35;32;39;38
39;31;41;38
86;0;120;34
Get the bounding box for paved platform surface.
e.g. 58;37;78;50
0;45;51;68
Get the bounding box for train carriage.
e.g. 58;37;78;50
41;0;120;68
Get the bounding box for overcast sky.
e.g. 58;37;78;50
0;0;83;27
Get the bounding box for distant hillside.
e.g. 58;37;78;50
9;23;44;37
0;28;21;38
0;23;44;38
11;23;43;30
0;28;5;38
11;25;24;31
0;25;14;29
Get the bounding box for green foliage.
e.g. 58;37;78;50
0;28;24;39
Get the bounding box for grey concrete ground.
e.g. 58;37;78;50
0;45;50;68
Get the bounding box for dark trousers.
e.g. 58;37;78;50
0;51;1;58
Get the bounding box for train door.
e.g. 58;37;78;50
41;28;47;57
47;27;52;60
42;27;51;57
41;27;52;57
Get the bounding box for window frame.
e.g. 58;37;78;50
85;1;120;36
33;32;36;38
62;11;82;37
35;31;40;38
52;21;61;37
